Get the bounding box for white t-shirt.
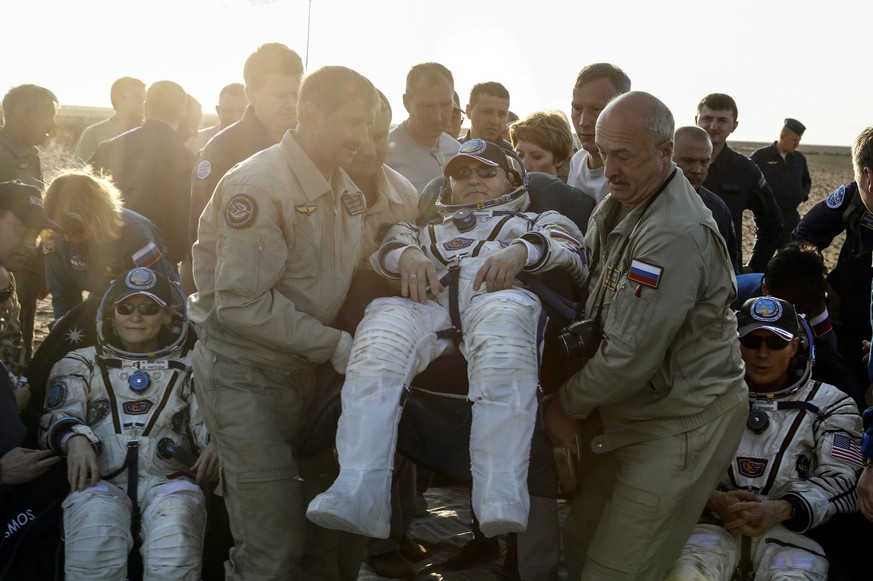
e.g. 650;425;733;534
386;122;460;195
567;149;609;204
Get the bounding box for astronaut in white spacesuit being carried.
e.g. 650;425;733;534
666;296;864;581
40;267;218;581
307;139;588;540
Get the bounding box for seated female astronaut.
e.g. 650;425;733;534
666;296;863;581
39;267;218;581
307;139;588;540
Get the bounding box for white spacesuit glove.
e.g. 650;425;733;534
330;331;353;375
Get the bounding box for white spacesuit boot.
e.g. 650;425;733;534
469;400;536;538
306;375;404;539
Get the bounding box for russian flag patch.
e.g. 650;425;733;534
627;259;662;288
132;241;163;268
548;228;581;248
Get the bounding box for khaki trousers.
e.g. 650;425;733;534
194;343;312;581
563;400;746;580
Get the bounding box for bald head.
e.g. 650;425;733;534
595;92;674;207
673;126;713;190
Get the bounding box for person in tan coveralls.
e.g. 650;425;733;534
546;91;748;580
189;66;379;581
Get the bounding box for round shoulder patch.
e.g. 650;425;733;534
196;160;212;180
826;185;846;209
225;194;258;229
86;398;110;425
46;380;68;410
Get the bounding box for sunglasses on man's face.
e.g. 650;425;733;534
115;302;162;316
0;286;13;302
449;165;500;181
739;334;791;351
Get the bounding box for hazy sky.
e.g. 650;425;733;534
2;0;868;146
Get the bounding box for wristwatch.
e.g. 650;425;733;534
69;424;100;447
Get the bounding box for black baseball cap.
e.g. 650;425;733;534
737;296;799;341
110;267;173;307
0;180;60;231
444;139;523;185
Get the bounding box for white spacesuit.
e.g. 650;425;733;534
307;156;588;540
667;297;863;581
39;269;208;581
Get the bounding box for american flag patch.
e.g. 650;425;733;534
627;259;662;288
132;242;163;268
831;433;864;466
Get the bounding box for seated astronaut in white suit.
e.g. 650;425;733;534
307;139;588;539
666;296;863;581
40;268;218;581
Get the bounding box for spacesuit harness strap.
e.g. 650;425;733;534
436;258;464;343
757;381;823;498
95;350;187;536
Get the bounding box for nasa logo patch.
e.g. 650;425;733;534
826;185;846;209
196;160;212;180
46;381;68;410
737;456;768;478
225;194;257;229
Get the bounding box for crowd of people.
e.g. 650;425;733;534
1;43;873;581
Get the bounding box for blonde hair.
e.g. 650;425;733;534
43;167;124;249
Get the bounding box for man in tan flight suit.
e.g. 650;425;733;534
189;66;379;581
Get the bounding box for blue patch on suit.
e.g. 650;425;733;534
795;454;811;479
443;237;474;251
826;185;846;209
46;381;68;410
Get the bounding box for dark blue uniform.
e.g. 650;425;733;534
90;120;194;264
792;181;873;385
698;185;740;274
703;145;783;272
45;208;176;320
751;142;812;246
188;105;275;247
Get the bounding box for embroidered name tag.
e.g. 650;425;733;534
342;191;365;215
